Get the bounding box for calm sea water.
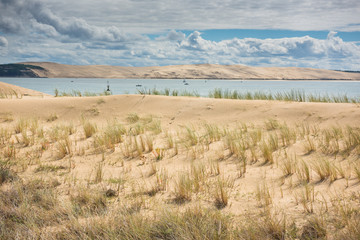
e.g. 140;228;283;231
1;78;360;98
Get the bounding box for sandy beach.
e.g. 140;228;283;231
1;82;360;239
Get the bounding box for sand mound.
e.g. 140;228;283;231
1;94;359;126
0;81;52;98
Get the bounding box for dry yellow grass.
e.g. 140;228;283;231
1;84;360;239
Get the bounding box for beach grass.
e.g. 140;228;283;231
52;86;360;103
136;87;360;103
54;88;112;97
1;109;360;239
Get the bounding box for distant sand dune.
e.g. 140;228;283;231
18;62;360;80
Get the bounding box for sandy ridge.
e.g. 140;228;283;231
1;93;359;127
1;81;358;126
21;62;360;80
0;81;52;98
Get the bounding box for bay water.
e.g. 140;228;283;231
1;78;359;98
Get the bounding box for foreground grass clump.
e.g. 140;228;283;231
126;113;140;124
82;119;97;138
51;207;231;240
93;120;126;152
173;173;193;204
0;89;22;99
0;178;68;239
213;176;233;209
0;164;17;185
70;187;107;216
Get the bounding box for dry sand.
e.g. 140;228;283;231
0;81;52;98
1;82;360;238
1;93;359;127
22;62;360;80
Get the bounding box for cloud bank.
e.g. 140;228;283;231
0;0;359;70
0;0;141;42
43;0;360;33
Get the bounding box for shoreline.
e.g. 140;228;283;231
1;81;359;102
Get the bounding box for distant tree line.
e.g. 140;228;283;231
334;69;360;73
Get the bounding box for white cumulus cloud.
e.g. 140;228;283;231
0;36;8;47
176;31;360;60
127;31;360;70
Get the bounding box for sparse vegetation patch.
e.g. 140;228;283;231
0;105;359;239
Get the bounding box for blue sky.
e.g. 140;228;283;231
150;30;360;42
0;0;360;70
202;30;360;42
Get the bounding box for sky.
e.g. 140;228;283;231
0;0;360;70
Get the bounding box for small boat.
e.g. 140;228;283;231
136;84;142;87
184;82;189;85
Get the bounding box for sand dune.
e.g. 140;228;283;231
19;62;360;79
1;83;360;239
